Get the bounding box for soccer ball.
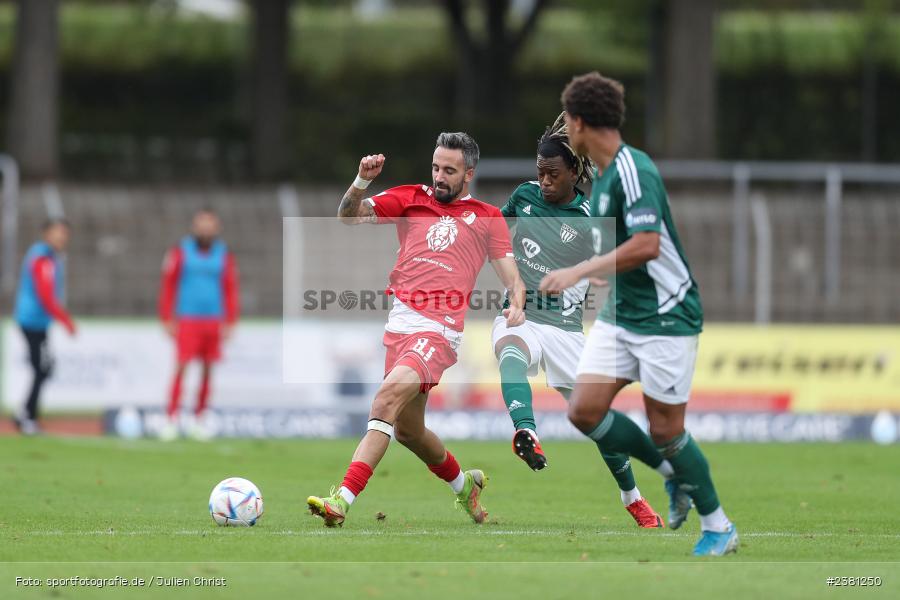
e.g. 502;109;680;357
208;477;264;526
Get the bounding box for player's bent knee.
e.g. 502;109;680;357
567;402;603;434
371;389;412;422
494;335;528;359
648;424;684;445
393;424;424;446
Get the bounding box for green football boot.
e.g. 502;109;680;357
307;487;350;528
455;469;488;524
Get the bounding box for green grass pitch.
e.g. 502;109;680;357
1;436;898;599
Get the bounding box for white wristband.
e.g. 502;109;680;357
353;175;372;190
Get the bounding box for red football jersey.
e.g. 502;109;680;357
366;184;513;331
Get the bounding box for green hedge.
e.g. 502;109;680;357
0;5;899;180
2;6;898;75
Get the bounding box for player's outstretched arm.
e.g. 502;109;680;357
538;232;660;292
491;256;526;327
337;154;386;225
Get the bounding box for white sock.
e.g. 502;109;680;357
338;486;356;505
621;486;642;506
699;506;731;533
449;471;466;495
656;459;675;479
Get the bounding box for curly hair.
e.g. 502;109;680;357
537;112;594;184
561;72;626;130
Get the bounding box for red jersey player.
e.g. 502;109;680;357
158;208;239;440
307;132;525;527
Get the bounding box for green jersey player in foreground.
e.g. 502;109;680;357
494;114;672;528
540;72;738;556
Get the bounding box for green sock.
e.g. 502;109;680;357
498;345;535;432
657;431;720;516
587;410;666;470
599;449;636;492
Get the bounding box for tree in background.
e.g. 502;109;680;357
861;0;890;161
659;0;717;159
249;0;292;180
586;0;717;159
441;0;549;119
6;0;61;180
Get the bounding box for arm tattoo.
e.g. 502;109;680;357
337;185;377;225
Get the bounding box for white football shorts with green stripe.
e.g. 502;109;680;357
577;321;699;405
491;316;585;390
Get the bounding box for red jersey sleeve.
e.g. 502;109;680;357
222;252;239;324
365;185;420;223
33;257;75;333
159;246;183;322
486;207;514;260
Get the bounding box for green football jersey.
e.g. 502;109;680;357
500;181;595;332
590;144;703;336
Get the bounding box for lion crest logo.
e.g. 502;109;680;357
426;216;458;252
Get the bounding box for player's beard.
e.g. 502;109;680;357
434;180;463;203
194;235;215;249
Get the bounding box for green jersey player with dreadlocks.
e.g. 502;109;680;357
493;113;674;528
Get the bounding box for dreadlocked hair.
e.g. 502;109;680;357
537;112;594;184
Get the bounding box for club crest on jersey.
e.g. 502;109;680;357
599;193;610;215
521;237;541;259
560;224;577;243
461;210;476;225
426;216;458;252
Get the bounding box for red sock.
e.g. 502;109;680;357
167;369;184;418
341;461;374;497
428;451;461;483
195;368;211;415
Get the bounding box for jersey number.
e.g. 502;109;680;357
412;338;436;362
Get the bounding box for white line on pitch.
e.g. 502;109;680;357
22;530;900;539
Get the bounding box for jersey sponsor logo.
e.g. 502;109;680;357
461;210;476;225
599;193;610;215
625;208;657;228
426;216;458;252
517;257;551;274
411;256;454;271
560;224;578;243
517;256;551;274
522;204;532;215
521;237;541;259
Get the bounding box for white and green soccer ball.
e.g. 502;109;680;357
209;477;264;526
